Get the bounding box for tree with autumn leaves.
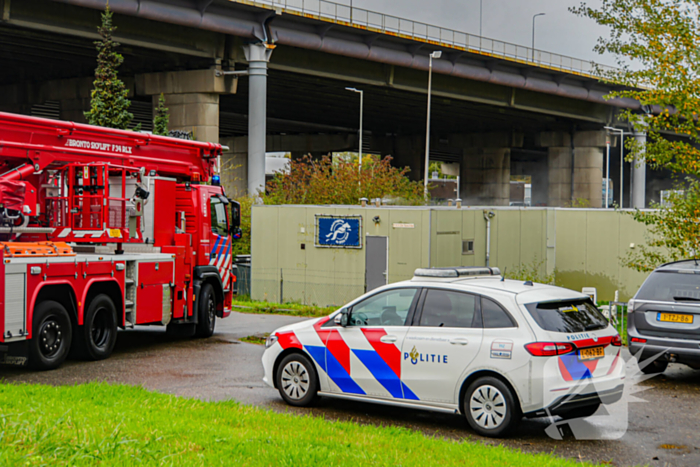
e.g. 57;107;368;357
232;155;425;255
264;155;425;205
574;0;700;271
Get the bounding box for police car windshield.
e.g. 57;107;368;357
524;299;607;333
636;270;700;302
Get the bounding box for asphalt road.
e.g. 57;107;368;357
2;311;699;467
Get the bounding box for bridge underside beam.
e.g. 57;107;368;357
46;0;639;110
268;47;613;125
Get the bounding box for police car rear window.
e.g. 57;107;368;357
524;299;607;333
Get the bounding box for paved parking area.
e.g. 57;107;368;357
1;311;699;466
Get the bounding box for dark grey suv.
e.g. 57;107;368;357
628;260;700;373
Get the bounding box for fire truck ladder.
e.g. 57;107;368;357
124;260;137;328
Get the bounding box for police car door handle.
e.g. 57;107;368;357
380;335;397;343
449;338;468;345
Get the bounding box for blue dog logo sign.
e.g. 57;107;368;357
326;219;352;244
316;216;362;248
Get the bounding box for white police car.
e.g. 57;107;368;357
262;267;624;437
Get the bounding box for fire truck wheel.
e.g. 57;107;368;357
195;283;216;338
29;300;72;371
75;294;118;361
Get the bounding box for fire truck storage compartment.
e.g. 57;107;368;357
3;263;26;342
142;177;176;245
135;260;174;325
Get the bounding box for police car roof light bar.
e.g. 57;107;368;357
413;267;501;278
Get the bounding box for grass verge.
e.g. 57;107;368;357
239;334;269;345
0;383;598;466
232;296;334;318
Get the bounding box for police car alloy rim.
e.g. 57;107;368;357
470;385;506;429
281;361;310;400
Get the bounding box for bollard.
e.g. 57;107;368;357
375;198;381;207
360;197;368;207
448;199;453;207
456;198;462;208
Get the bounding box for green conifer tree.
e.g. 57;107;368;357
153;93;169;136
84;4;134;129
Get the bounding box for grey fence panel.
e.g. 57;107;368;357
236;263;251;297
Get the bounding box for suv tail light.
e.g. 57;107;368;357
524;342;575;356
611;334;622;346
630;337;647;344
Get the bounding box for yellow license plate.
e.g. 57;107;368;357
658;313;694;324
579;346;605;361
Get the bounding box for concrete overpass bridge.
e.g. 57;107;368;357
0;0;664;207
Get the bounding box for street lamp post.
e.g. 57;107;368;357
531;13;545;61
605;138;611;208
605;126;626;208
424;51;442;201
346;87;364;174
479;0;483;37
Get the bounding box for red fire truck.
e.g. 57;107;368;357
0;112;241;370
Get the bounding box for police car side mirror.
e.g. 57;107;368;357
334;308;350;327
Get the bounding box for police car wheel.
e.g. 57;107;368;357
465;377;520;437
276;353;319;407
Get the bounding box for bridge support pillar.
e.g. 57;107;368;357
546;146;572;207
162;93;220;143
541;131;605;208
459;148;511;205
454;132;520;206
373;135;425;182
243;43;274;197
219;137;248;198
393;135;425;182
631;130;646;208
136;69;235;145
136;69;237;143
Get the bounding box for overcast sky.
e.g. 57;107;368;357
351;0;616;66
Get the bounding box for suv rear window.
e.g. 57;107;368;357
636;270;700;302
524;299;607;333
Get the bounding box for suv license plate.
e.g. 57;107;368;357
579;346;605;361
657;313;693;324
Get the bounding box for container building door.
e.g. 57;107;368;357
365;236;388;292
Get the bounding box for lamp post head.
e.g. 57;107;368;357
345;87;363;94
430;51;442;59
533;12;545;19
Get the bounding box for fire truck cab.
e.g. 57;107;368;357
0;112;240;370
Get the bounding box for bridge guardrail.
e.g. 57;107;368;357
231;0;617;79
